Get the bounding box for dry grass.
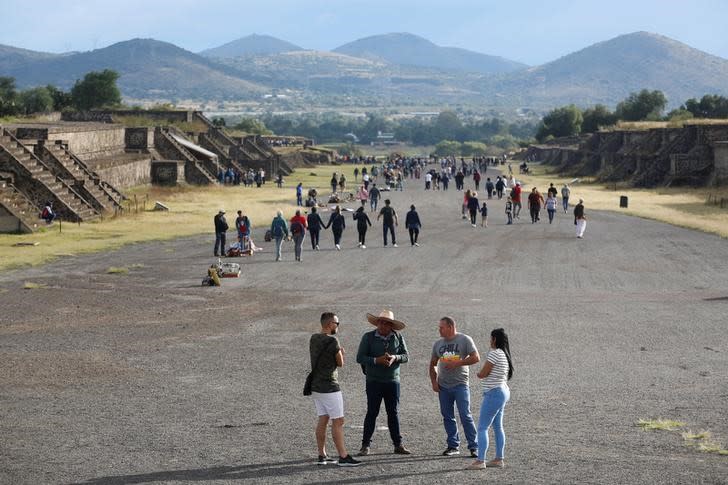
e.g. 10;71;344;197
106;267;129;274
637;418;685;431
683;430;712;441
517;165;728;238
0;165;365;272
23;281;47;290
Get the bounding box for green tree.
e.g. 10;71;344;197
582;104;617;133
0;76;19;116
212;117;227;127
434;111;464;142
461;141;488;156
536;105;583;142
233;117;272;135
18;87;54;114
45;85;73;111
683;94;728;119
433;140;462;157
666;108;694;122
615;89;667;121
71;69;122;110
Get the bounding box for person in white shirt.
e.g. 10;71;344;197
467;328;514;470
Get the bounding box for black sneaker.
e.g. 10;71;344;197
337;455;362;467
469;449;478;458
317;455;336;465
442;447;460;456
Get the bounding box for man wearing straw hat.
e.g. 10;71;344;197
356;310;411;456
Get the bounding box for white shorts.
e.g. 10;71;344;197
312;391;344;419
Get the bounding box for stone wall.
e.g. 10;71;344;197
47;127;126;160
62;110;196;123
0;206;24;233
151;161;185;185
714;142;728;182
125;127;155;151
95;158;152;188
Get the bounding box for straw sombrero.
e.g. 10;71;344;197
366;310;406;331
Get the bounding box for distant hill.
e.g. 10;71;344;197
200;34;303;58
4;39;266;100
0;44;63;71
483;31;728;107
333;32;528;74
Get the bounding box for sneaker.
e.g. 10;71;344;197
336;244;341;250
337;455;362;467
315;245;320;251
414;242;419;247
361;245;366;249
469;449;478;458
357;242;362;247
357;446;370;456
442;447;460;456
466;461;486;470
317;455;336;465
486;459;504;468
393;445;411;455
472;224;477;227
393;243;398;248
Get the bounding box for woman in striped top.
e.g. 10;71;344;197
467;328;514;470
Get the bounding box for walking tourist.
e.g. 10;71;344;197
369;184;380;212
561;184;571;213
378;199;399;247
290;210;308;261
574;199;587;238
327;205;346;250
545;192;557;224
505;197;513;225
480;201;488;227
307;207;326;250
528;187;544;224
353;206;372;249
270;210;289;261
467;191;480;227
429;317;480;458
405;204;422;247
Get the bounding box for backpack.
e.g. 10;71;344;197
510;187;517;199
290;221;304;235
264;229;272;242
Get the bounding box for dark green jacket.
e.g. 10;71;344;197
356;330;409;382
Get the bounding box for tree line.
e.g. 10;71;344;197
0;70;122;117
219;111;539;150
536;90;728;142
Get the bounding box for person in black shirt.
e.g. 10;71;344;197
327;205;346;250
405;205;422;247
353;206;372;249
307;207;326;250
377;199;399;247
213;209;228;256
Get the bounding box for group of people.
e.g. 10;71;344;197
308;310;514;471
265;199;423;261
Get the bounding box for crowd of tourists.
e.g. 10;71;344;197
305;310;514;471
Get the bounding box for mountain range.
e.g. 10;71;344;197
2;32;727;110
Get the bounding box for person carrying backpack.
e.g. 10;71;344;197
290;210;308;261
270;210;289;261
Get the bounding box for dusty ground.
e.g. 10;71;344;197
1;172;727;484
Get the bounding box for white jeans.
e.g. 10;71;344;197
576;219;587;238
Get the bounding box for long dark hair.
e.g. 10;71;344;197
491;328;513;380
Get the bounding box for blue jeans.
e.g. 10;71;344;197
438;384;478;450
274;236;283;260
370;198;378;211
362;380;402;447
214;231;226;256
562;196;569;212
383;224;395;245
477;386;510;461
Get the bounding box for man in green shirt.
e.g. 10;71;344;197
356;310;411;456
309;312;362;467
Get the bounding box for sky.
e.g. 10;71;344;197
1;0;727;65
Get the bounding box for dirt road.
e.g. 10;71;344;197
1;175;727;484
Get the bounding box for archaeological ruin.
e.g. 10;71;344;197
522;122;728;187
0;111;332;233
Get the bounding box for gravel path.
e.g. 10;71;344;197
1;173;727;484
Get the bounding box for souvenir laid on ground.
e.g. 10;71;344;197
219;262;241;278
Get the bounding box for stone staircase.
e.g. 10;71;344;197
0;129;99;222
154;128;217;184
0;180;41;233
41;141;125;212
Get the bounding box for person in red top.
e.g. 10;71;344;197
290;210;309;261
527;187;545;224
511;184;522;220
